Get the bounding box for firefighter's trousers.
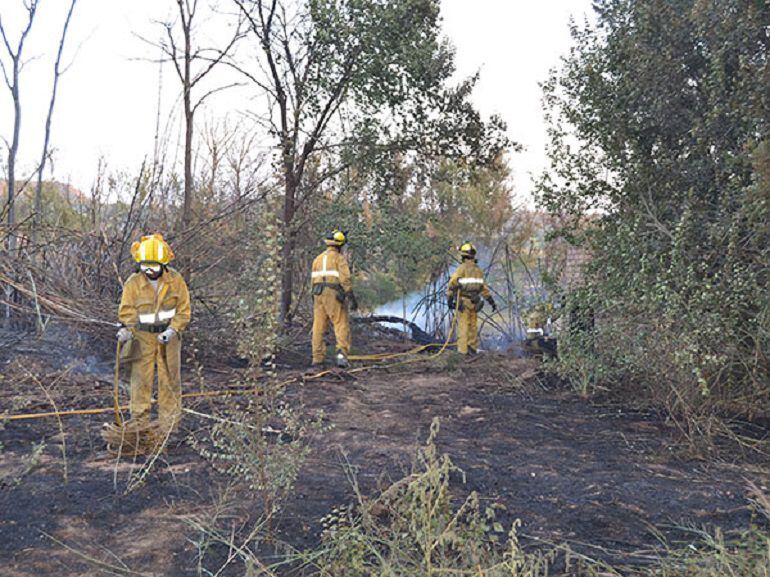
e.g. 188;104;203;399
312;287;351;364
127;330;182;428
457;297;479;354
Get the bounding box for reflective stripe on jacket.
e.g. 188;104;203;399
447;261;491;299
311;247;352;293
118;267;192;333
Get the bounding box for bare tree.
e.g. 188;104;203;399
155;0;243;229
33;0;78;241
0;0;39;253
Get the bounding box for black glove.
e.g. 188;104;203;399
486;296;497;313
348;292;359;311
447;296;456;311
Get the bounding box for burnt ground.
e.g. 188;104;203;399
1;328;769;576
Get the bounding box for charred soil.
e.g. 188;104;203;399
1;332;768;576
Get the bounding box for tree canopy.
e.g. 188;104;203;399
538;0;770;428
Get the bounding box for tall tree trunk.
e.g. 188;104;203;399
4;71;21;328
279;171;296;324
183;104;193;226
181;14;193;229
7;77;20;255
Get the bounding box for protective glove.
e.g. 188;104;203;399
348;292;359;312
486;296;498;313
447;296;456;311
116;327;132;343
158;327;177;344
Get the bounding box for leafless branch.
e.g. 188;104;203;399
34;0;79;239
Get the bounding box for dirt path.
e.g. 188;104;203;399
1;352;765;575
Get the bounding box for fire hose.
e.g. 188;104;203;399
2;303;460;423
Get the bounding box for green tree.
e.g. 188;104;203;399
230;0;507;324
538;0;770;429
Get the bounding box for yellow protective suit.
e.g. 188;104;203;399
311;246;352;364
118;267;191;427
447;259;491;354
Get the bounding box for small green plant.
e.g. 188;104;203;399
234;203;283;374
190;382;326;524
637;526;770;577
547;330;607;398
301;418;560;577
0;440;46;489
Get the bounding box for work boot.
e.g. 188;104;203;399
335;351;350;369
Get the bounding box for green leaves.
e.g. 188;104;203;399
539;0;770;436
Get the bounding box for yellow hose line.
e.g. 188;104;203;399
346;303;459;367
113;340;124;427
348;341;453;361
4;309;459;423
3;387;264;422
349;302;460;362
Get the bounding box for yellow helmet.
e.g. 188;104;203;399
131;234;174;265
459;242;476;258
324;229;347;247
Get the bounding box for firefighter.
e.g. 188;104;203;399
311;230;358;368
447;242;496;355
116;234;191;430
524;302;558;356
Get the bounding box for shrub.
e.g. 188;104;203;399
300;419;559;577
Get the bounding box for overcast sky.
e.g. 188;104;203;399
0;0;593;202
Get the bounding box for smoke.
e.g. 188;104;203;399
374;286;525;353
371;239;552;352
374;291;428;331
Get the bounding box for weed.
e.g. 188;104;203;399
638;526;770;577
0;440;47;489
301;418;560;577
190;381;326;526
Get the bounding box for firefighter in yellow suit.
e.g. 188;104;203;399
311;230;358;368
447;242;497;355
116;234;191;429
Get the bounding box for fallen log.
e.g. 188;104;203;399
352;315;440;345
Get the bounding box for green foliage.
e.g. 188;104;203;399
193;399;321;509
538;0;770;436
353;270;401;310
428;153;515;245
190;382;326;525
633;526;770;577
309;0;448;110
307;188;450;306
14;182;83;229
234;201;283;369
306;0;511;166
304;152;516;310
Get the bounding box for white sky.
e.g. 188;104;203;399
0;0;593;202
